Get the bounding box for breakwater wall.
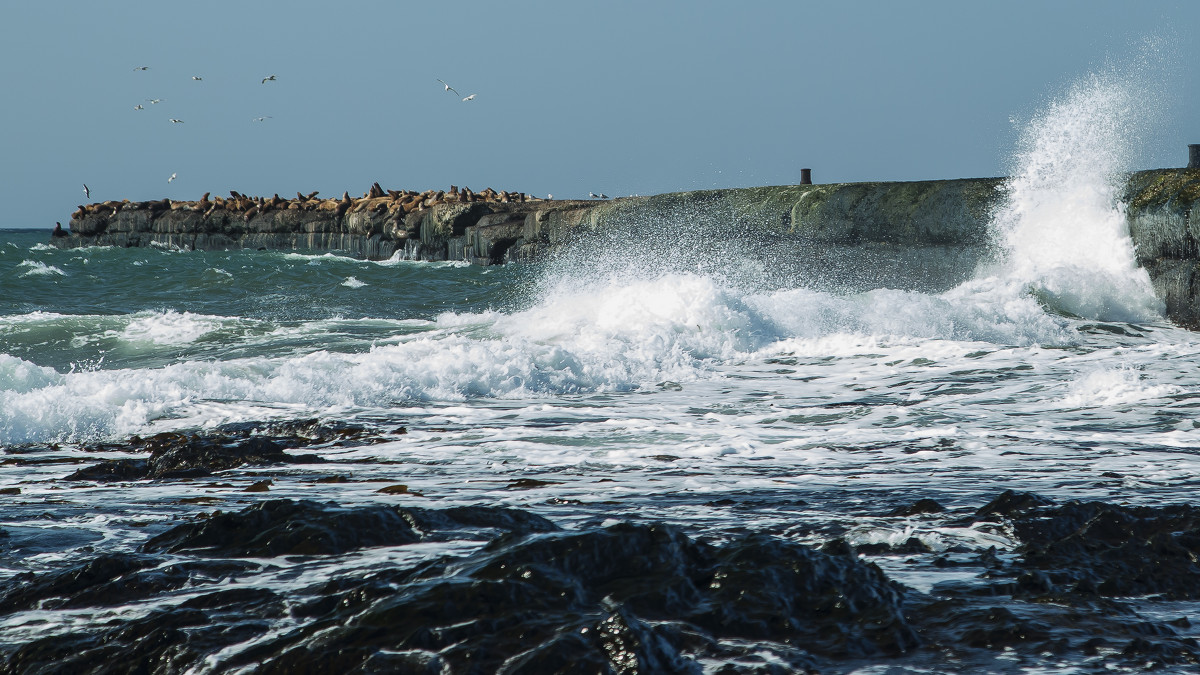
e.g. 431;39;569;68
51;169;1200;326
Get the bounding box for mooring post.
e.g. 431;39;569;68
800;168;812;185
1190;144;1200;169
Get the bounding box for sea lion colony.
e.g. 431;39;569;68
71;183;543;223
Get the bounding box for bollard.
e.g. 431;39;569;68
800;168;812;185
1190;144;1200;169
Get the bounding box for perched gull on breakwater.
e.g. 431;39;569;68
168;173;177;183
83;184;90;199
437;79;460;96
261;75;276;84
588;192;609;199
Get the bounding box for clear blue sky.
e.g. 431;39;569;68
1;0;1197;228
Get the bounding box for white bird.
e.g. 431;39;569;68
461;94;476;102
168;173;177;183
83;184;90;199
146;98;161;104
437;79;460;96
589;192;609;199
191;76;203;81
261;74;276;84
253;116;272;122
169;118;184;123
133;66;149;71
133;104;144;110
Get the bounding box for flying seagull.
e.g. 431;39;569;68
133;104;144;110
253;116;272;122
461;94;476;102
83;184;90;199
191;76;203;81
437;78;460;96
168;173;177;183
169;118;184;123
133;66;149;71
261;75;276;84
146;98;161;104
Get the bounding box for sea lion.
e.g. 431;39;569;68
243;205;259;221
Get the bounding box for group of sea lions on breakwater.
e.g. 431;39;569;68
70;183;544;224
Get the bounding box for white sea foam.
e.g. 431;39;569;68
341;276;366;288
16;260;66;277
120;311;225;345
1058;366;1180;408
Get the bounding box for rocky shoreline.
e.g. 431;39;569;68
49;169;1200;325
3;423;1200;672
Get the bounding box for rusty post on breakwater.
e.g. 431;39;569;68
1189;144;1200;169
800;168;812;185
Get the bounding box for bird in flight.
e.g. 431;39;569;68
146;98;161;104
168;173;177;183
192;76;203;81
253;116;272;122
261;75;276;84
437;79;460;96
462;94;476;102
133;66;149;71
169;118;184;123
83;184;90;199
133;104;144;110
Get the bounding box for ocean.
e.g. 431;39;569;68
2;73;1200;673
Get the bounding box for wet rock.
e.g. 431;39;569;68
66;431;324;482
140;499;560;557
887;498;945;516
228;522;916;673
1004;498;1200;599
973;489;1056;521
142;499;421;556
0;553;259;613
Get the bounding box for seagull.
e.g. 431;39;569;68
191;76;203;81
589;192;609;199
461;94;476;102
169;118;184;123
168;173;177;183
133;104;144;110
133;66;149;71
261;75;276;84
83;184;90;199
437;79;460;96
253;116;272;122
146;98;161;104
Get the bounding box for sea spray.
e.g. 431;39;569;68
988;69;1165;322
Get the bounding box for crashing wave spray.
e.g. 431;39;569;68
988;69;1165;322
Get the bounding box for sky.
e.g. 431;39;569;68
1;0;1197;228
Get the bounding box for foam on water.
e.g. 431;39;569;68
15;260;66;278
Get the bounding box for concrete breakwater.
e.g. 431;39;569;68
51;169;1200;325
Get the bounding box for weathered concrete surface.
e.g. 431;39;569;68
51;170;1200;326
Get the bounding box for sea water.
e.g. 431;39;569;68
2;69;1200;672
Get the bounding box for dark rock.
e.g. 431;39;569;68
0;553;260;613
973;490;1056;520
231;522;915;673
887;498;946;516
141;499;421;556
66;429;326;482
